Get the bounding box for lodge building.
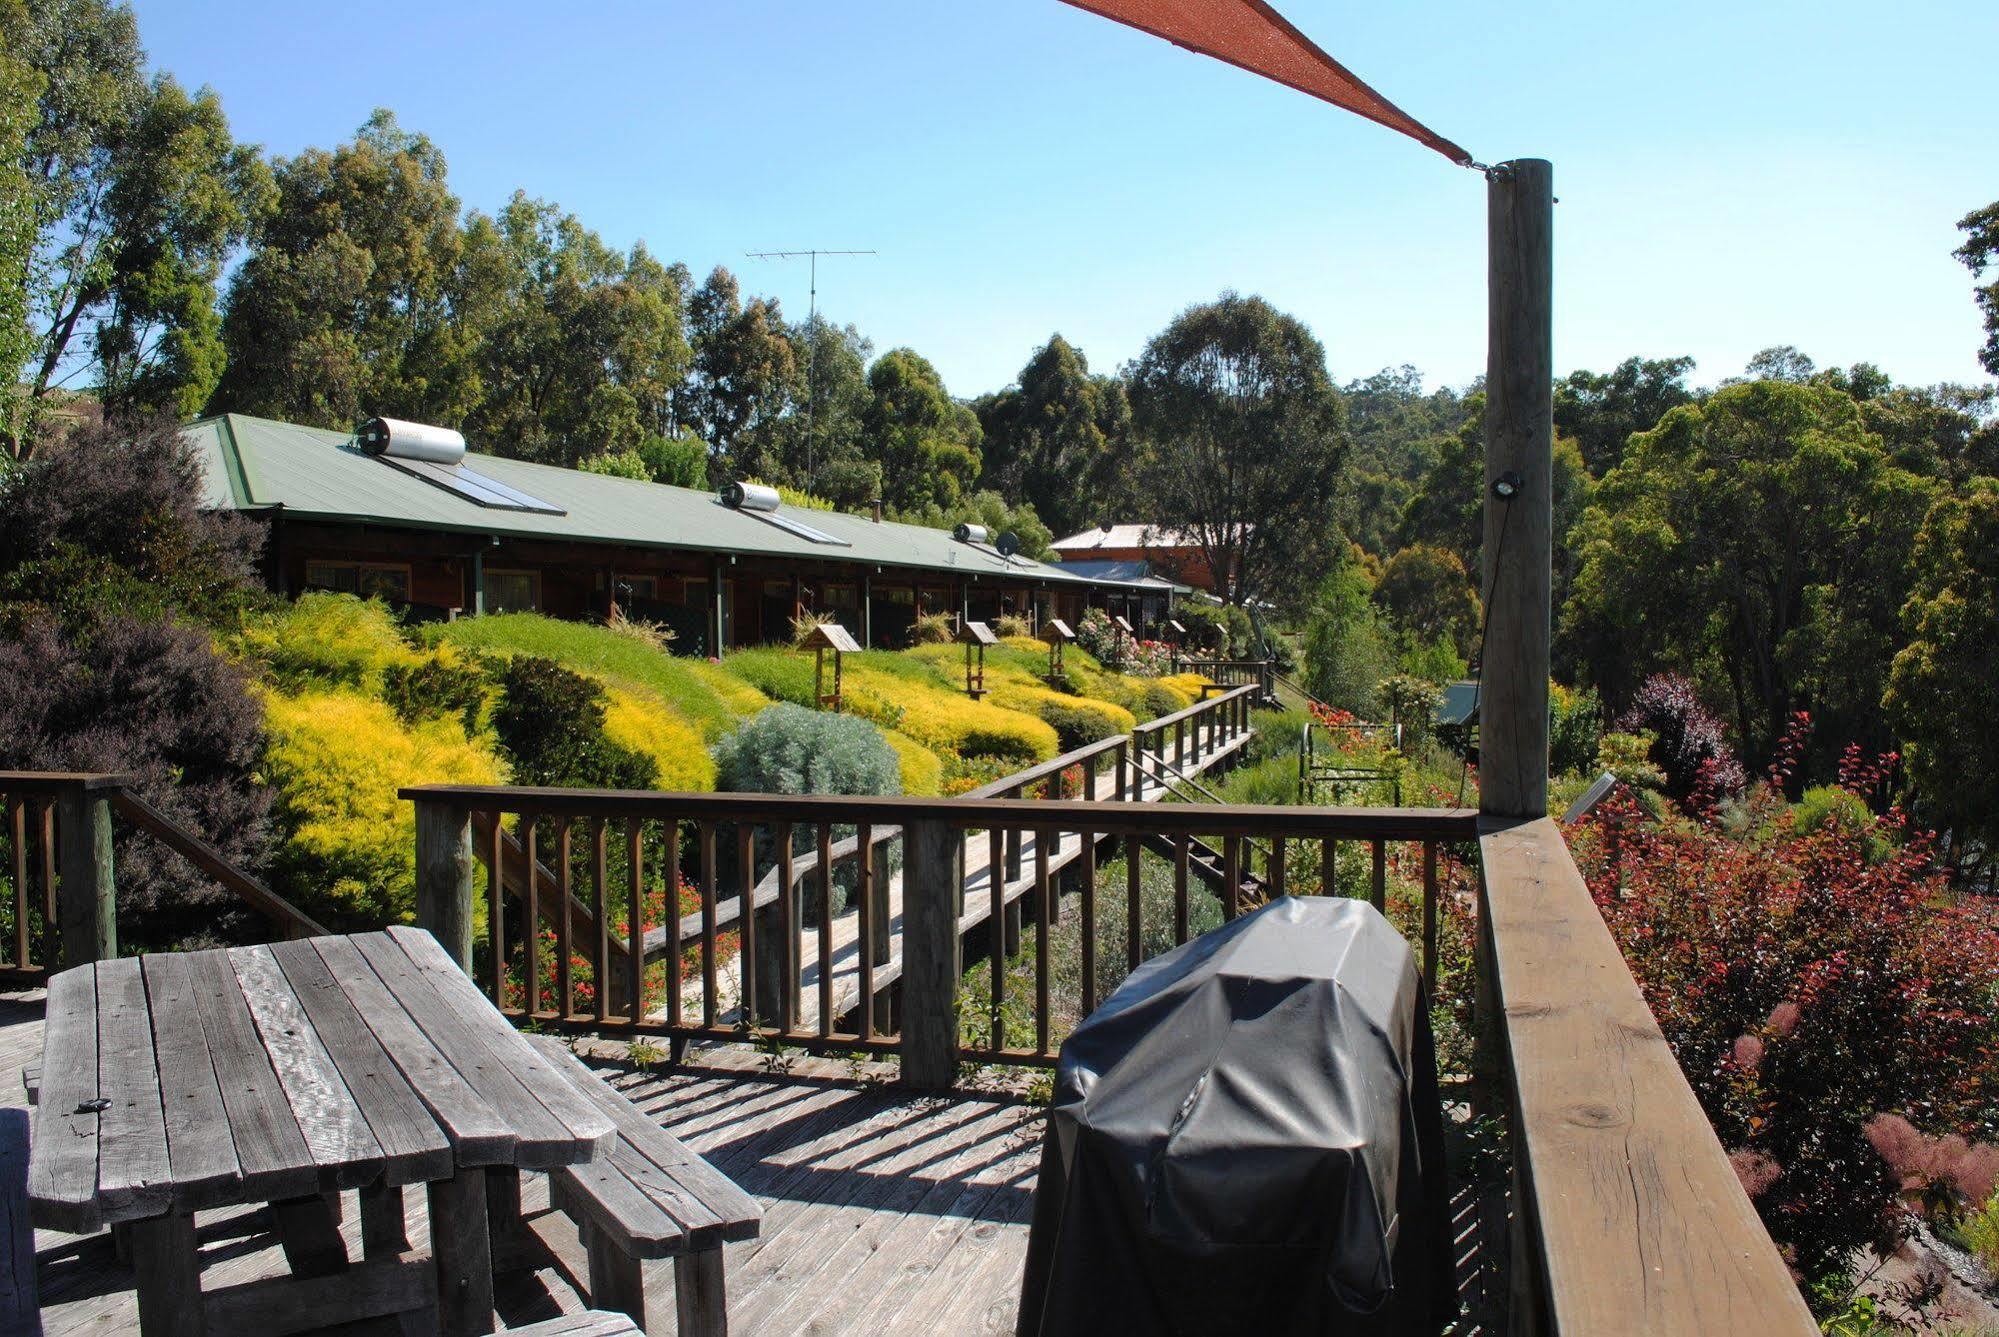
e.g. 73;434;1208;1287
186;414;1180;653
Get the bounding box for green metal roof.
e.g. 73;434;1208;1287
185;414;1153;591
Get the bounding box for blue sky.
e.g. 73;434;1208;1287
134;0;1996;399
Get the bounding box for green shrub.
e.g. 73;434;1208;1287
722;648;817;707
238;593;417;691
1793;785;1895;863
715;703;900;799
436;613;736;740
714;704;901;920
1214;753;1302;807
993;613;1033;638
1549;683;1603;777
1377;674;1442;752
1245;708;1310;764
846;666;1059;766
601;686;717;792
382;650;488;732
491;657;656;789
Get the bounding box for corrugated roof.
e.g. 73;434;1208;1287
186;414;1151;590
1050;557;1189;593
1051;523;1247;552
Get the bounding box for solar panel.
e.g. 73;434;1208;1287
376;454;566;515
748;509;851;547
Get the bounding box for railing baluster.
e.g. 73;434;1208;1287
1223;835;1241;921
1125;833;1142;973
1422;840;1439;992
735;823;756;1030
486;815;503;1005
626;818;645;1025
856;822;875;1043
1322;835;1337;900
1172;833;1189;945
556;818;574;1020
8;798;26;970
36;801;55;955
1371;839;1387;912
1080;828;1098;1014
591;818;608;1024
816;824;833;1038
989;824;1005;1052
523;819;540;1017
776;820;796;1034
1034;829;1051;1056
664;818;681;1030
1269;837;1286;899
700;822;719;1029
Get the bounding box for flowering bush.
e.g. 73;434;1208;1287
1122;638;1176;678
1615;674;1748;805
1569;718;1999;1281
1076;607;1123;663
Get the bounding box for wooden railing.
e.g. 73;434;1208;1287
404;779;1469;1088
1173;656;1274;696
0;771;327;978
1477;817;1816;1333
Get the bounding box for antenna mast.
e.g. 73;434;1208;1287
746;248;877;486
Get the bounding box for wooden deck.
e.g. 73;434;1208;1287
1;991;1042;1334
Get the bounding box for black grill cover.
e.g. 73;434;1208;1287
1016;896;1452;1337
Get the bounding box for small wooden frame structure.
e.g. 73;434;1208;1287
1041;618;1076;681
1110;614;1136;668
959;620;999;699
1165;618;1188;647
800;621;862;714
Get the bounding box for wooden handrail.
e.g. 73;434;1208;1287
403;786;1477;841
963;735;1126;800
1131;683;1257;735
1477;817;1814;1334
107;790;329;939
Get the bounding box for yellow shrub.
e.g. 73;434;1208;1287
844;667;1059;765
601;688;718;792
988;681;1135;752
236;592;419;691
1154;674;1208;707
884;729;945;796
688;659;774;720
260;688;506;925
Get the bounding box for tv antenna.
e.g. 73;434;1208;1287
746;248;876;485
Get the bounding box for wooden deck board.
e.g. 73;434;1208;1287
3;993;1043;1335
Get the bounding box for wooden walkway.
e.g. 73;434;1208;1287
2;992;1040;1335
681;725;1253;1031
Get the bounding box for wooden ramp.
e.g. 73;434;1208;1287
663;725;1254;1033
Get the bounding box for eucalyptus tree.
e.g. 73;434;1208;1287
975;334;1132;535
1126;292;1348;609
6;0;266;457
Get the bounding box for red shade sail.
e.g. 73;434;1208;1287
1060;0;1472;166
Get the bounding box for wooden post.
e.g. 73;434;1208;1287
868;838;894;1034
55;783;116;966
1481;158;1554;820
899;817;962;1088
413;801;476;972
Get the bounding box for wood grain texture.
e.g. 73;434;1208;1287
1480;159;1554;819
383;927;615;1158
897;818;961;1089
309;933;514;1166
348;931;580;1168
267;938;453;1186
0;1108;38;1330
180;947;320;1206
1479;817;1815;1334
27;964;103;1233
230;945;384;1189
139;953;242;1211
89;960;173;1223
201;1251;435;1335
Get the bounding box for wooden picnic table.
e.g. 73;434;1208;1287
26;926;617;1336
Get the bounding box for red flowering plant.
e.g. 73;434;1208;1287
501;838;739;1022
1568;714;1999;1280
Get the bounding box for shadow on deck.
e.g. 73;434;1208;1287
6;992;1503;1335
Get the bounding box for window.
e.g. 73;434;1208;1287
682;578;709;609
882;586;915;607
483;569;540;614
612;574;658;601
303;561;410;602
820;583;858;612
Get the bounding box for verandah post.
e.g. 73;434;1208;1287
899;815;963;1088
55;779;116;966
1479;158;1554;820
414;798;476;971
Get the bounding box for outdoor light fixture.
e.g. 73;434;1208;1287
1491;471;1523;500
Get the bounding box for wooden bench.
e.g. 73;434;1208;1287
0;1107;40;1334
510;1311;643;1336
526;1036;760;1336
